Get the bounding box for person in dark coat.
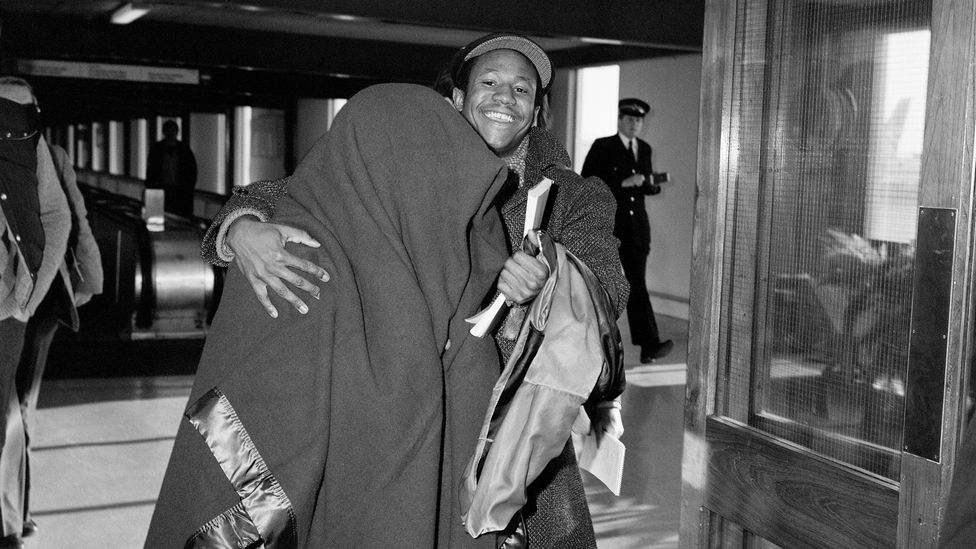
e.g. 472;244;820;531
581;98;674;363
145;119;197;218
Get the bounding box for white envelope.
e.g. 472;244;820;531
572;411;626;496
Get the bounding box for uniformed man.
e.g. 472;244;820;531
582;98;673;363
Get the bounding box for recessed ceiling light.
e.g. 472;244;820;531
328;14;366;22
110;3;151;25
579;36;625;46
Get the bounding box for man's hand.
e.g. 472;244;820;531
621;173;645;188
591;405;624;444
496;251;548;305
227;217;330;318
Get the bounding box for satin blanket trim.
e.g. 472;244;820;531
183;388;298;549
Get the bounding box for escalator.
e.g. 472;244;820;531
67;182;223;342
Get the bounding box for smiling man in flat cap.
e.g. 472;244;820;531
582;97;673;364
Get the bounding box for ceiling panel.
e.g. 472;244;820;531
1;0;703;51
0;1;705;123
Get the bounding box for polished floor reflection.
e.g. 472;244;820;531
22;315;687;548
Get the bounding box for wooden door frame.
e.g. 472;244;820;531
681;0;737;543
903;1;976;546
681;0;976;547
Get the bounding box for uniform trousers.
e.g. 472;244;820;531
619;244;662;348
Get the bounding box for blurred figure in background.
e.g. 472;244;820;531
582;98;673;364
0;76;70;549
146;119;197;218
16;141;103;539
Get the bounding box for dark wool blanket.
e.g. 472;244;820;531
145;84;510;548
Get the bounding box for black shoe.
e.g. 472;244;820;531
21;519;37;538
0;534;22;549
640;339;674;363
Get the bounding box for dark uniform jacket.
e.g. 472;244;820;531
581;134;655;254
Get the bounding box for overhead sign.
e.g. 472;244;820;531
16;59;200;85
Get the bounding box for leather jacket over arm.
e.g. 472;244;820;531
460;235;624;538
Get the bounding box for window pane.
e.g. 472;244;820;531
721;0;931;481
574;65;619;172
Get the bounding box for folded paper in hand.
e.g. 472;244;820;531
466;177;554;337
576;431;625;496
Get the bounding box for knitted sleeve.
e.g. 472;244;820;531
200;177;290;267
555;176;629;318
520;128;629;317
494;173;629;363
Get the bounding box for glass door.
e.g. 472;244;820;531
683;0;976;547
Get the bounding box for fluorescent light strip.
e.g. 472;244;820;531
111;3;150;25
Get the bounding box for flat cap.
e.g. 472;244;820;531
460;33;552;91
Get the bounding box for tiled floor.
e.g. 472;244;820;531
21;315;688;548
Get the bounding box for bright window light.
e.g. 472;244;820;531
574;65;620;172
863;29;931;243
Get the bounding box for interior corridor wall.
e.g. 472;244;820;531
295;99;331;165
190;112;227;194
249;107;287;182
618;54;702;320
548;69;576;162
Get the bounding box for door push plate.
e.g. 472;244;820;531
904;207;955;462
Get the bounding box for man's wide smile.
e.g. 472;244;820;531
482;109;517;123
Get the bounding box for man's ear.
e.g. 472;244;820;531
452;87;465;111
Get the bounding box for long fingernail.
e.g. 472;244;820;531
299;304;308;314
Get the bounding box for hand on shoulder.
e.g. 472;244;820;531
227;217;330;318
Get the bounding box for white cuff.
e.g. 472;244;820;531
216;208;267;262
